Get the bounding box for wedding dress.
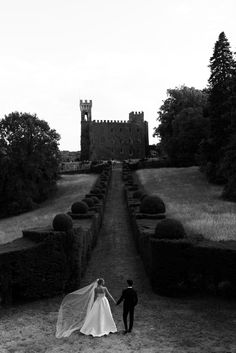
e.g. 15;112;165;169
80;292;117;337
56;280;117;338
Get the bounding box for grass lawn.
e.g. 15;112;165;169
137;166;236;241
0;174;97;245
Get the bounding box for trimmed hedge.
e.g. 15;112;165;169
71;201;89;214
0;163;112;305
133;190;145;199
52;213;73;231
82;198;95;208
154;218;186;240
150;238;194;296
124;164;236;298
140;195;166;214
92;196;100;204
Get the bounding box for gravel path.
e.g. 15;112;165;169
1;168;236;353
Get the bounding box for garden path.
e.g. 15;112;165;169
0;168;236;353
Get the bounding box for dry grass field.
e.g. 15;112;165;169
137;166;236;241
0;174;97;245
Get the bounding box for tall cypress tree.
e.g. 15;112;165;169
200;32;236;182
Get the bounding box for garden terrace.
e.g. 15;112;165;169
124;163;236;298
0;163;112;305
1;167;236;353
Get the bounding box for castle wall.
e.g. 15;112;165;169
80;100;149;161
88;120;148;161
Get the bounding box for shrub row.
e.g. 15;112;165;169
123;158;196;171
0;163;112;305
124;164;236;298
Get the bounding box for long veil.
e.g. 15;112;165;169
56;280;97;338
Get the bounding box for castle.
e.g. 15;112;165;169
80;100;149;161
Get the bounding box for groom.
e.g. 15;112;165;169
116;279;138;334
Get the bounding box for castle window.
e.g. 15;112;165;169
120;127;122;132
120;148;123;153
129;149;133;155
111;128;113;132
129;127;131;132
137;128;140;132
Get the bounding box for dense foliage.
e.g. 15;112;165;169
154;32;236;200
0;112;61;216
154;86;208;166
199;32;236;184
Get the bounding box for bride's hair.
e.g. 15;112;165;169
97;278;104;285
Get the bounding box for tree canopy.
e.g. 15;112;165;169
0;112;61;216
154;85;208;166
199;32;236;183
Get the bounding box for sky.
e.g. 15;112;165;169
0;0;236;151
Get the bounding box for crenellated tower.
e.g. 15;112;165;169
80;99;92;121
128;111;144;124
80;99;92;160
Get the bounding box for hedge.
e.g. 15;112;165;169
0;163;112;305
124;164;236;298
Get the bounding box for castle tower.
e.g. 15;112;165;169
80;99;92;121
128;111;144;124
80;99;92;160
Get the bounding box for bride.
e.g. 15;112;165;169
56;278;117;338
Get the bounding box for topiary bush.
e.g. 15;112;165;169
140;194;148;201
82;198;95;208
53;213;73;231
133;190;145;199
92;196;100;204
71;201;89;214
154;218;186;239
91;187;102;194
140;195;165;214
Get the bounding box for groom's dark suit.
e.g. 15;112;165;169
116;287;138;332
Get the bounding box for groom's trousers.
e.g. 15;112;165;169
123;305;134;332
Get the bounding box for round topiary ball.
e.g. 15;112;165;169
92;196;100;204
133;190;144;199
92;187;102;194
71;201;89;214
82;197;95;208
53;213;73;231
140;194;148;201
154;218;186;239
140;195;165;214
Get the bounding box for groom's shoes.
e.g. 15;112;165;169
123;330;128;335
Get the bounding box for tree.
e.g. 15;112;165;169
199;32;236;182
154;86;208;166
221;132;236;200
220;70;236;199
0;112;61;216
